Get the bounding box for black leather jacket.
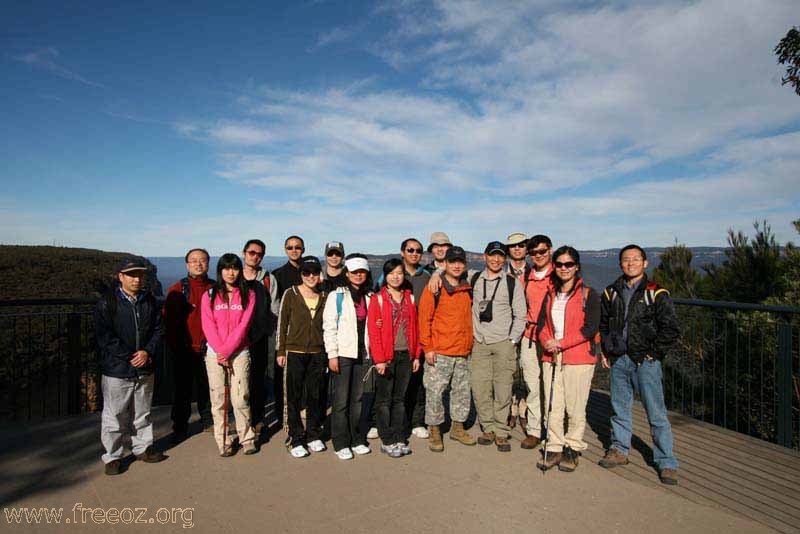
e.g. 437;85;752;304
94;288;164;378
599;274;680;363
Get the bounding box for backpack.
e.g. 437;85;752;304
604;281;668;307
254;268;271;294
469;271;516;308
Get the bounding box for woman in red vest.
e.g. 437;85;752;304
535;246;601;472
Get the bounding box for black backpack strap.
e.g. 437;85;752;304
507;274;515;308
470;271;481;289
180;277;190;301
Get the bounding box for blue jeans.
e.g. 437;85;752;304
610;355;678;470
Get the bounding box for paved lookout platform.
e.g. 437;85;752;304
1;391;798;533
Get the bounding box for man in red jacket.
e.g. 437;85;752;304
165;248;215;442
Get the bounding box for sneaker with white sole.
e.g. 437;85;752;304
290;445;310;458
307;440;327;453
380;443;403;458
411;426;430;439
352;444;371;455
335;448;354;460
367;427;379;440
395;442;412;456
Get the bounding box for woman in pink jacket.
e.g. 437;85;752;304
201;253;257;457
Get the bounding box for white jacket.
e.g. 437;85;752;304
322;287;372;360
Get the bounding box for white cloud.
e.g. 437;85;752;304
13;47;105;88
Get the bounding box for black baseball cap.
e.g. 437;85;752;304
117;258;148;274
445;246;467;263
300;256;322;274
484;241;507;256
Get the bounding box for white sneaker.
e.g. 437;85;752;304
367;427;379;440
352;444;371;455
411;426;430;439
290;445;310;458
307;439;327;453
395;442;411;456
380;443;403;458
335;448;353;460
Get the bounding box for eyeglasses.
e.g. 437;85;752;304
245;250;264;258
529;248;550;257
405;247;423;254
509;243;527;249
286;246;304;251
621;258;644;264
301;271;320;277
554;261;577;269
326;251;342;257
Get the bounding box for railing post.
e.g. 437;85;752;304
776;321;793;448
66;313;82;414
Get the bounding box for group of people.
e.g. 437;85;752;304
95;231;681;485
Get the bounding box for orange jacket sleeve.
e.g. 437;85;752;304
418;288;435;352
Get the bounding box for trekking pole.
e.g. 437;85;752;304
541;350;562;474
222;365;231;455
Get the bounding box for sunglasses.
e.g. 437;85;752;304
529;248;550;257
301;271;320;277
286;246;304;251
326;250;342;257
245;250;264;258
509;243;527;249
554;261;577;269
405;247;423;254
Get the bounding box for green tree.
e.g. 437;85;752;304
775;26;800;96
653;240;701;298
704;220;784;303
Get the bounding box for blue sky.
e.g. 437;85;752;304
2;0;799;257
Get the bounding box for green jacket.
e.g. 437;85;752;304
276;286;328;356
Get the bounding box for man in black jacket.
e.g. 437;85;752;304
598;244;681;485
95;259;166;475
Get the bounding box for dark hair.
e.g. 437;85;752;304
284;235;305;249
400;238;422;251
381;258;405;287
184;248;210;263
243;239;265;253
528;234;552;250
344;253;374;299
619;244;647;262
209;253;249;311
550;245;582;293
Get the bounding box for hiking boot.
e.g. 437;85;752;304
104;460;122;476
536;451;563;471
659;468;679;486
135;446;166;463
220;448;236;458
243;443;258;455
428;425;444;452
558;447;579;472
598;448;629;469
495;436;511;452
449;422;477;446
521;435;541;449
477;431;496;446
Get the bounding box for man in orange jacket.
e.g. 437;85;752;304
418;246;477;452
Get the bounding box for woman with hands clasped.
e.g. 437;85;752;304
535;246;601;472
322;253;375;460
368;259;421;458
200;253;257;457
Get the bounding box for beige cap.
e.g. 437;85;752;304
506;232;528;246
427;231;452;252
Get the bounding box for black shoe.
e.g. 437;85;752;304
104;460;123;476
135;446;167;463
171;430;188;445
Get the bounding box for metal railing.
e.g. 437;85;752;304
665;298;799;449
2;297;799;450
0;298;173;421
